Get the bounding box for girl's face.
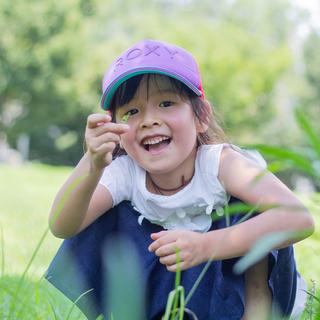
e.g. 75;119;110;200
115;74;204;178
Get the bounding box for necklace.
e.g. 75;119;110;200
149;173;193;195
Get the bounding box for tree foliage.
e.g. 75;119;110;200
0;0;311;165
302;30;320;133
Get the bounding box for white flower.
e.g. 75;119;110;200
206;204;214;215
176;208;186;218
138;215;144;225
182;215;191;224
216;206;224;217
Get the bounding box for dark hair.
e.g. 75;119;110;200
110;74;229;158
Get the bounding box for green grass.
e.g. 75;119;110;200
0;163;72;279
0;163;87;319
0;163;320;319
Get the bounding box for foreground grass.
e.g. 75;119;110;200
0;163;319;319
0;163;87;319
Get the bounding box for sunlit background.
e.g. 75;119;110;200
0;0;319;167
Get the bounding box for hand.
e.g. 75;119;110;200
85;113;130;169
148;230;208;272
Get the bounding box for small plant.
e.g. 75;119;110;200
121;114;129;124
304;280;320;320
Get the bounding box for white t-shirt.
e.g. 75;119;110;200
99;143;306;316
99;144;267;233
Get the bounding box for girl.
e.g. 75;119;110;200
47;39;314;320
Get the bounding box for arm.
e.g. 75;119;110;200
49;113;130;239
149;146;315;271
207;146;315;259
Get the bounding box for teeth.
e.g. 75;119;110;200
143;137;169;145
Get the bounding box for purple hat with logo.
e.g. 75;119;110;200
101;39;204;111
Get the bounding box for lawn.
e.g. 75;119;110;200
0;163;319;319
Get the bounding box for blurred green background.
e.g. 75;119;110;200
1;0;320;168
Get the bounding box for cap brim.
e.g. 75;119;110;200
101;68;203;111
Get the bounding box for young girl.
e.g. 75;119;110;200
47;39;314;320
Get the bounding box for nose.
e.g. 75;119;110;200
139;107;163;129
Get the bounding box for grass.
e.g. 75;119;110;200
0;162;320;319
0;162;87;319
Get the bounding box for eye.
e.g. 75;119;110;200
125;109;138;116
159;101;173;108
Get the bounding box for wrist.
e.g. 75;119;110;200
201;232;215;263
85;152;109;173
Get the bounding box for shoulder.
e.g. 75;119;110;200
219;145;267;183
218;145;278;204
219;145;266;170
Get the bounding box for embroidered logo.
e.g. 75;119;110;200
114;45;179;72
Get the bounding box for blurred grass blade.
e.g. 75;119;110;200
172;247;181;320
103;235;146;320
163;290;178;320
295;108;320;160
235;201;261;225
49;174;89;226
303;290;320;303
43;294;58;320
66;288;94;320
253;144;319;179
233;230;308;274
162;286;184;320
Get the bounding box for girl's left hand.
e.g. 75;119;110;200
148;230;208;272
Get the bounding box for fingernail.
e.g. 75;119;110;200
122;124;130;131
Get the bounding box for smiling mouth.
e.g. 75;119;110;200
142;136;171;152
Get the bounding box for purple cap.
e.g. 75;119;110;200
101;39;204;111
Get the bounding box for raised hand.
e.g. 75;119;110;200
148;230;209;272
85;113;130;169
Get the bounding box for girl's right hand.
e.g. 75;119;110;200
85;113;130;170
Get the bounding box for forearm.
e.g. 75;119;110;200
49;152;104;238
203;205;314;262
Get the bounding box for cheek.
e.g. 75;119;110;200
121;128;137;151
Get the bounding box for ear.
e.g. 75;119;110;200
196;100;211;133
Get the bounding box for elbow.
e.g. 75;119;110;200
49;218;77;239
304;214;315;238
296;209;315;241
49;226;76;239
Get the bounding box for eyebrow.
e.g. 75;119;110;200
153;88;178;97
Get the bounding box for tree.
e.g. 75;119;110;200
0;0;92;164
0;0;307;165
301;30;320;135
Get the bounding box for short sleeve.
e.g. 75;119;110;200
99;155;134;207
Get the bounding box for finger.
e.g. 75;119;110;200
154;242;177;258
102;122;130;135
148;232;175;252
85;124;130;151
160;258;188;272
95;132;122;147
150;231;169;241
166;262;188;273
159;253;178;266
87;122;130;136
87;114;111;129
86;132;119;153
